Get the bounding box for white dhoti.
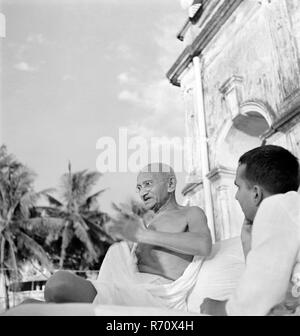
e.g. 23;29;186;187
90;242;203;311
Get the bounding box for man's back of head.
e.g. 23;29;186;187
238;145;300;195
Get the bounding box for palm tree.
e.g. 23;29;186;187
41;162;111;270
0;146;55;309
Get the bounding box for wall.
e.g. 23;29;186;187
177;0;300;240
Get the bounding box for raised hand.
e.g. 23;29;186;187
107;211;146;243
241;217;253;258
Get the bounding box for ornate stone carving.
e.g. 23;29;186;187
219;75;244;120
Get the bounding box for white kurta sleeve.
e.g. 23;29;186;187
226;195;300;316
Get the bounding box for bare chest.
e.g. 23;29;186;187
147;211;188;233
135;209;192;279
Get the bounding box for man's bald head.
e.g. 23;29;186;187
139;163;176;183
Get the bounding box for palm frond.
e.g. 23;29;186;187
84;189;107;210
35;188;58;203
43;193;63;207
60;171;74;204
81;171;102;195
60;168;102;205
5;233;19;281
34;206;65;218
83;216;113;243
38;188;57;195
20;217;65;236
59;223;73;268
17;232;53;271
73;214;89;231
19;192;39;218
0;146;19;172
70;170;88;203
0;219;5;233
73;221;97;262
0;236;5;266
61;224;73;251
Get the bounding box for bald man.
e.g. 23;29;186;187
42;163;212;310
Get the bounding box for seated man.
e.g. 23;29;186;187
43;163;212;311
201;145;300;316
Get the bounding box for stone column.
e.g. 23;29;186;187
193;56;216;242
217;185;232;240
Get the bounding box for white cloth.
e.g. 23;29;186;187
90;241;204;311
226;191;300;316
187;236;245;312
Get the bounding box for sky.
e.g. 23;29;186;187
0;0;188;214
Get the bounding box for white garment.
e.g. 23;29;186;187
226;191;300;316
90;241;203;311
187;236;245;312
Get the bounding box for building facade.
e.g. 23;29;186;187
0;12;5;146
168;0;300;241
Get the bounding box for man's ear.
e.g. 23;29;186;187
252;185;263;206
167;177;176;192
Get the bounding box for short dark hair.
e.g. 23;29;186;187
239;145;300;194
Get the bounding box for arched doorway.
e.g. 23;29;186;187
209;102;273;240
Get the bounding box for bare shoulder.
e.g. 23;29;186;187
184;206;209;233
186;206;207;220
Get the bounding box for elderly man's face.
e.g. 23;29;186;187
136;172;169;211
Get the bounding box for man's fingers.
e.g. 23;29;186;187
119;208;139;221
106;226;124;241
106;220;123;235
110;218;124;226
113;202;135;219
117;204;135;218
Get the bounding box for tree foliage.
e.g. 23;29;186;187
0;145;54;274
40;162;112;271
0;145;55;308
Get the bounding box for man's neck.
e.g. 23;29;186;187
155;195;179;214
